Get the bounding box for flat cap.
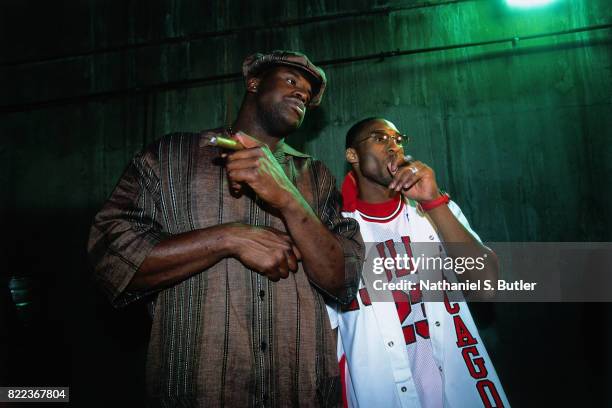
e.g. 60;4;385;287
242;50;327;107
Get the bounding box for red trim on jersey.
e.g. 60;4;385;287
359;288;372;306
340;354;348;408
341;172;358;212
356;196;404;223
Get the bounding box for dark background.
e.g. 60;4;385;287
1;0;611;406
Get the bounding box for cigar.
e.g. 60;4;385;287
389;155;416;176
403;154;415;164
202;134;245;150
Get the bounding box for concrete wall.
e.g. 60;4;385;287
1;0;611;405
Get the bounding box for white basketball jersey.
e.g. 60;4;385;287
329;196;510;408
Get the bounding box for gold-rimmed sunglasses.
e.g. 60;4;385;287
356;130;409;146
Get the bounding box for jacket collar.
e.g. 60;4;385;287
274;139;311;158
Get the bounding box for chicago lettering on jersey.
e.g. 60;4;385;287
443;292;505;407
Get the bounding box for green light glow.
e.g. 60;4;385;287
506;0;558;8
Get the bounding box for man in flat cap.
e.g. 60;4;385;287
88;50;363;407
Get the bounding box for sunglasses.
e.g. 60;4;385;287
356;130;409;146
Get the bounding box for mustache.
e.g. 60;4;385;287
284;96;305;110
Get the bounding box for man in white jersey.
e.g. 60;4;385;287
329;117;509;408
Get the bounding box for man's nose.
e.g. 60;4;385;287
292;88;308;104
387;139;402;153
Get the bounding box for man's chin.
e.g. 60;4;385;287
283;113;304;132
364;173;393;188
291;118;304;130
259;110;302;136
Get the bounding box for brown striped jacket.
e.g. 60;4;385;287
88;130;364;407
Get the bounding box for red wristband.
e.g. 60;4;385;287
418;193;450;212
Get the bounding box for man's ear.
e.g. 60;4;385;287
346;147;359;165
247;77;261;93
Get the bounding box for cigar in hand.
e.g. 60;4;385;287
202;134;245;151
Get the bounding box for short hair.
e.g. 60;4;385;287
345;117;384;149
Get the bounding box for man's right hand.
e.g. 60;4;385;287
222;223;301;281
129;222;301;291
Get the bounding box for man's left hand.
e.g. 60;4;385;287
388;160;441;202
225;132;299;209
